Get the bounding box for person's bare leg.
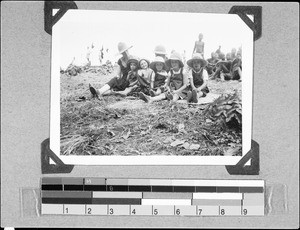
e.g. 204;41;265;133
139;92;166;103
155;88;162;96
102;89;113;95
97;84;111;95
197;91;204;98
172;93;180;102
211;68;221;79
237;67;242;80
114;87;134;96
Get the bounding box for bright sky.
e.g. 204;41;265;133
54;10;247;69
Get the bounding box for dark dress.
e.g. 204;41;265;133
188;68;209;95
167;68;187;99
153;71;167;89
107;58;130;91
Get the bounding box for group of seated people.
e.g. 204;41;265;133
89;42;242;104
206;47;242;81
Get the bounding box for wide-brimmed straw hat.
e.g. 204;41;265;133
154;45;167;55
118;42;133;54
187;53;208;68
166;51;184;68
150;56;166;70
139;58;151;68
126;55;139;68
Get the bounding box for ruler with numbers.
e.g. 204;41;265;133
41;178;265;216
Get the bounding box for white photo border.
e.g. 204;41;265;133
50;10;253;165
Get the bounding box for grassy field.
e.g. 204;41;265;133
60;70;242;156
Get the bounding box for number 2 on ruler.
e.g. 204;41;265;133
87;208;91;214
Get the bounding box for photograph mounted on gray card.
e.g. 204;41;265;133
49;9;253;165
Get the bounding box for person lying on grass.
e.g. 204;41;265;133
113;56;140;97
89;42;132;98
139;51;188;103
149;56;169;96
186;53;210;103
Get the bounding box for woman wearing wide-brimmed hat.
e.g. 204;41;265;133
139;51;188;103
89;42;133;97
186;53;210;103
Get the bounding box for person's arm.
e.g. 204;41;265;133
222;62;230;73
193;41;197;53
165;73;171;92
187;69;196;91
150;70;155;89
129;79;138;87
115;64;122;79
126;71;132;81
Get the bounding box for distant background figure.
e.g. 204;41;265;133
206;52;219;75
230;48;237;60
86;45;93;66
215;45;222;56
99;46;104;65
154;45;169;72
154;45;168;60
218;52;225;61
193;33;204;57
182;50;186;65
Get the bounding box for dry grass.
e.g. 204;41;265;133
60;71;242;156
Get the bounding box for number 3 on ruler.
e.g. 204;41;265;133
109;208;114;215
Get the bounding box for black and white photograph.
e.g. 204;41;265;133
50;9;253;165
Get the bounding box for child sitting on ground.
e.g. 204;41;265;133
206;52;219;75
135;58;155;95
113;56;140;97
186;53;210;103
139;51;188;103
149;56;169;96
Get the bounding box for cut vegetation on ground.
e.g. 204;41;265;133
60;69;242;156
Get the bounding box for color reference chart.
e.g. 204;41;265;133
41;178;265;216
